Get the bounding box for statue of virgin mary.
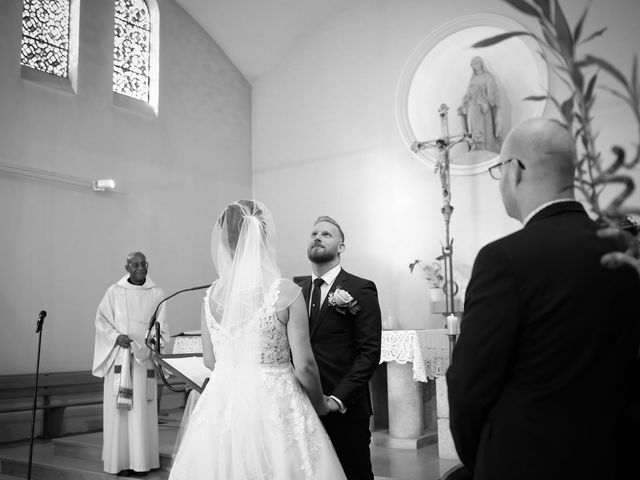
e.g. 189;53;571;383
457;56;503;153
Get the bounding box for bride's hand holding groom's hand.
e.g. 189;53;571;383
314;395;341;416
318;395;341;416
313;396;330;416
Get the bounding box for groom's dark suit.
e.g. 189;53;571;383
446;201;640;480
298;268;381;480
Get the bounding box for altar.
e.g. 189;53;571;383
374;329;458;459
172;333;202;355
380;328;449;381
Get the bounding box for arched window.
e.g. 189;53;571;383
113;0;151;102
21;0;71;78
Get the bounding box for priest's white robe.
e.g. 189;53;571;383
92;275;168;474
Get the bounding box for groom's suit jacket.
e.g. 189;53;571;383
298;268;382;421
446;201;640;480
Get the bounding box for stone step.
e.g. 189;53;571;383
2;460;168;480
0;474;25;480
52;428;176;471
52;435;100;461
1;431;408;480
0;441;167;480
2;457;111;480
157;408;186;426
373;428;438;450
0;430;175;480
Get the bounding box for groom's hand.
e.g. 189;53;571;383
323;395;341;413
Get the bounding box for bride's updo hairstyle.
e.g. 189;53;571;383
209;200;279;317
218;200;268;255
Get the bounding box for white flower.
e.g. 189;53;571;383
327;288;361;315
332;288;353;306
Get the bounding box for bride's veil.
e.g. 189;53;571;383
210;199;280;319
207;199;280;478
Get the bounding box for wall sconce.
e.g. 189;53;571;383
92;179;116;191
0;160;119;193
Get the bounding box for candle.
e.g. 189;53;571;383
447;314;459;335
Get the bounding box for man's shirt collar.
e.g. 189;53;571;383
312;264;342;287
522;199;575;226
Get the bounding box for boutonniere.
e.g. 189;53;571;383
327;287;362;315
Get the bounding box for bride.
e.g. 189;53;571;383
169;200;347;480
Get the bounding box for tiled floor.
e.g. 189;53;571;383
371;440;460;480
0;426;461;480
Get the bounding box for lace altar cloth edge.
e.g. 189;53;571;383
174;327;451;382
173;336;203;354
380;329;449;382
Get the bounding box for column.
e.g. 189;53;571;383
387;361;423;438
436;376;459;460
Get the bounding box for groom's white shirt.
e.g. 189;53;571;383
311;263;342;305
311;263;347;414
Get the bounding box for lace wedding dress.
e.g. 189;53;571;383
169;279;347;480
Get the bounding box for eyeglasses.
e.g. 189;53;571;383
488;158;526;180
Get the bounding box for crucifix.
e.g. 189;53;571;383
411;103;473;358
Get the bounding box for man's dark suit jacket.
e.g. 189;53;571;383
297;268;382;421
446;201;640;480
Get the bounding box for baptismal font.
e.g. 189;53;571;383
412;104;474;360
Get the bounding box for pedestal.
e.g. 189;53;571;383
387;361;423;438
436;376;459;460
374;361;437;450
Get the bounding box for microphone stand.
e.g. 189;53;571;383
28;310;47;480
145;285;210;392
144;284;211;351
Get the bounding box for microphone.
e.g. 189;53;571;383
145;284;211;350
36;311;47;333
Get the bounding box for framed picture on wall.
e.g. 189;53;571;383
396;14;549;175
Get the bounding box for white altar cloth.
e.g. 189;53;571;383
174;329;450;383
172;334;202;354
380;329;450;382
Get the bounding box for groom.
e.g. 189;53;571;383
299;216;382;480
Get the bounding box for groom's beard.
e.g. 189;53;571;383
307;245;337;264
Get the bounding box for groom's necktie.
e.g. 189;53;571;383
309;278;324;328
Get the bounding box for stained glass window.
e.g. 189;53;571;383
21;0;70;77
113;0;151;102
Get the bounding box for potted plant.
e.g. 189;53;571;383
409;259;449;308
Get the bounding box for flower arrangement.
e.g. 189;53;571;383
409;259;445;289
474;0;639;225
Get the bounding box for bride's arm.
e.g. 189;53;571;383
286;294;329;415
200;304;216;370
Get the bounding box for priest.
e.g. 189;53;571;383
92;251;168;476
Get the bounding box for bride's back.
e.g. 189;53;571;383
204;278;302;367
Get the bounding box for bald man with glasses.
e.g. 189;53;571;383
446;117;640;480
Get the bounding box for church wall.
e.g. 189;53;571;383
253;0;640;329
0;0;252;374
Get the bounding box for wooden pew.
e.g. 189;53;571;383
0;371;103;441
